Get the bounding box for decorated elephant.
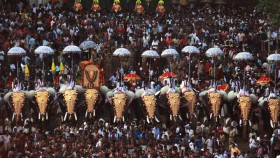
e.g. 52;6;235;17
106;86;135;123
3;84;34;126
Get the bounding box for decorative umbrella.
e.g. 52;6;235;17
63;45;82;71
233;52;253;61
161;48;179;87
182;46;200;54
113;48;131;57
205;47;223;87
113;47;131;85
35;46;54;72
234;52;253;92
79;40;97;50
142;49;160;81
141;50;160;59
217;84;229;91
182;46;200;85
159;72;177;80
7;46;26;78
124;73;140;80
267;53;280;91
257;76;271;86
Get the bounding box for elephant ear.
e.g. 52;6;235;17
217;90;228;101
59;85;67;93
4;92;13;102
135;88;144;98
26;90;36;99
106;91;114;98
100;86;110;95
258;96;268;106
160;86;169;96
126;91;135;100
227;91;237;102
23;91;35;99
249;94;258;103
46;88;56;96
199;90;208;97
75;85;85;93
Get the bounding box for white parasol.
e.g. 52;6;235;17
205;47;223;58
233;52;253;92
141;50;160;59
113;48;131;85
7;47;26;78
267;54;280;62
0;51;4;55
206;47;224;88
182;46;200;85
79;40;97;50
233;52;253;61
182;46;200;54
113;48;131;57
267;53;280;92
63;45;81;71
161;48;179;58
35;46;55;74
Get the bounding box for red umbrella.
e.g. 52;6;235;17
159;71;177;80
217;84;229;91
257;76;271;85
123;73;140;80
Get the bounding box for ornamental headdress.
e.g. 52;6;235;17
136;0;141;5
158;0;164;5
114;0;120;4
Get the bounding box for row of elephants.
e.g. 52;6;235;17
1;82;280;136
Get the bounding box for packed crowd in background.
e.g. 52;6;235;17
0;1;280;158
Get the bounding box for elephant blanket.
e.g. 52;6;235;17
167;93;180;116
268;99;280;123
142;95;156;118
209;92;222;116
35;91;50;120
183;91;197;114
63;90;78;115
11;92;26;121
85;89;99;117
113;93;126;120
238;96;251;121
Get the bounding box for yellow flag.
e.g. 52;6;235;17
51;61;56;73
24;64;29;74
60;61;64;72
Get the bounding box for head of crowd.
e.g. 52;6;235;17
0;0;280;158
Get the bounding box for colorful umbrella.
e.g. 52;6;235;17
217;84;229;91
257;76;271;85
123;73;141;80
159;71;177;80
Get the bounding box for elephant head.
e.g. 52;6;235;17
35;91;50;121
84;88;99;118
11;92;26;123
112;93;126;122
63;89;78;121
238;96;252;122
142;95;156;119
268;98;280;128
167;92;181;120
209;92;222;117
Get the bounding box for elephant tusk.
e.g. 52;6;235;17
74;112;77;121
270;120;274;128
85;111;88;118
113;116;116;123
219;115;221;119
64;113;68;121
194;113;197;119
147;116;150;124
61;115;63;122
239;119;242;125
210;113;212;119
31;118;33;122
170;115;172;121
203;117;207;123
179;115;182;120
186;113;189;119
12;112;15;121
249;120;251;127
46;113;48;120
155;116;159;123
122;116;124;122
39;113;41;120
21;113;23;118
93;110;95;117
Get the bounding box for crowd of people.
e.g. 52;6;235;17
0;0;280;158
